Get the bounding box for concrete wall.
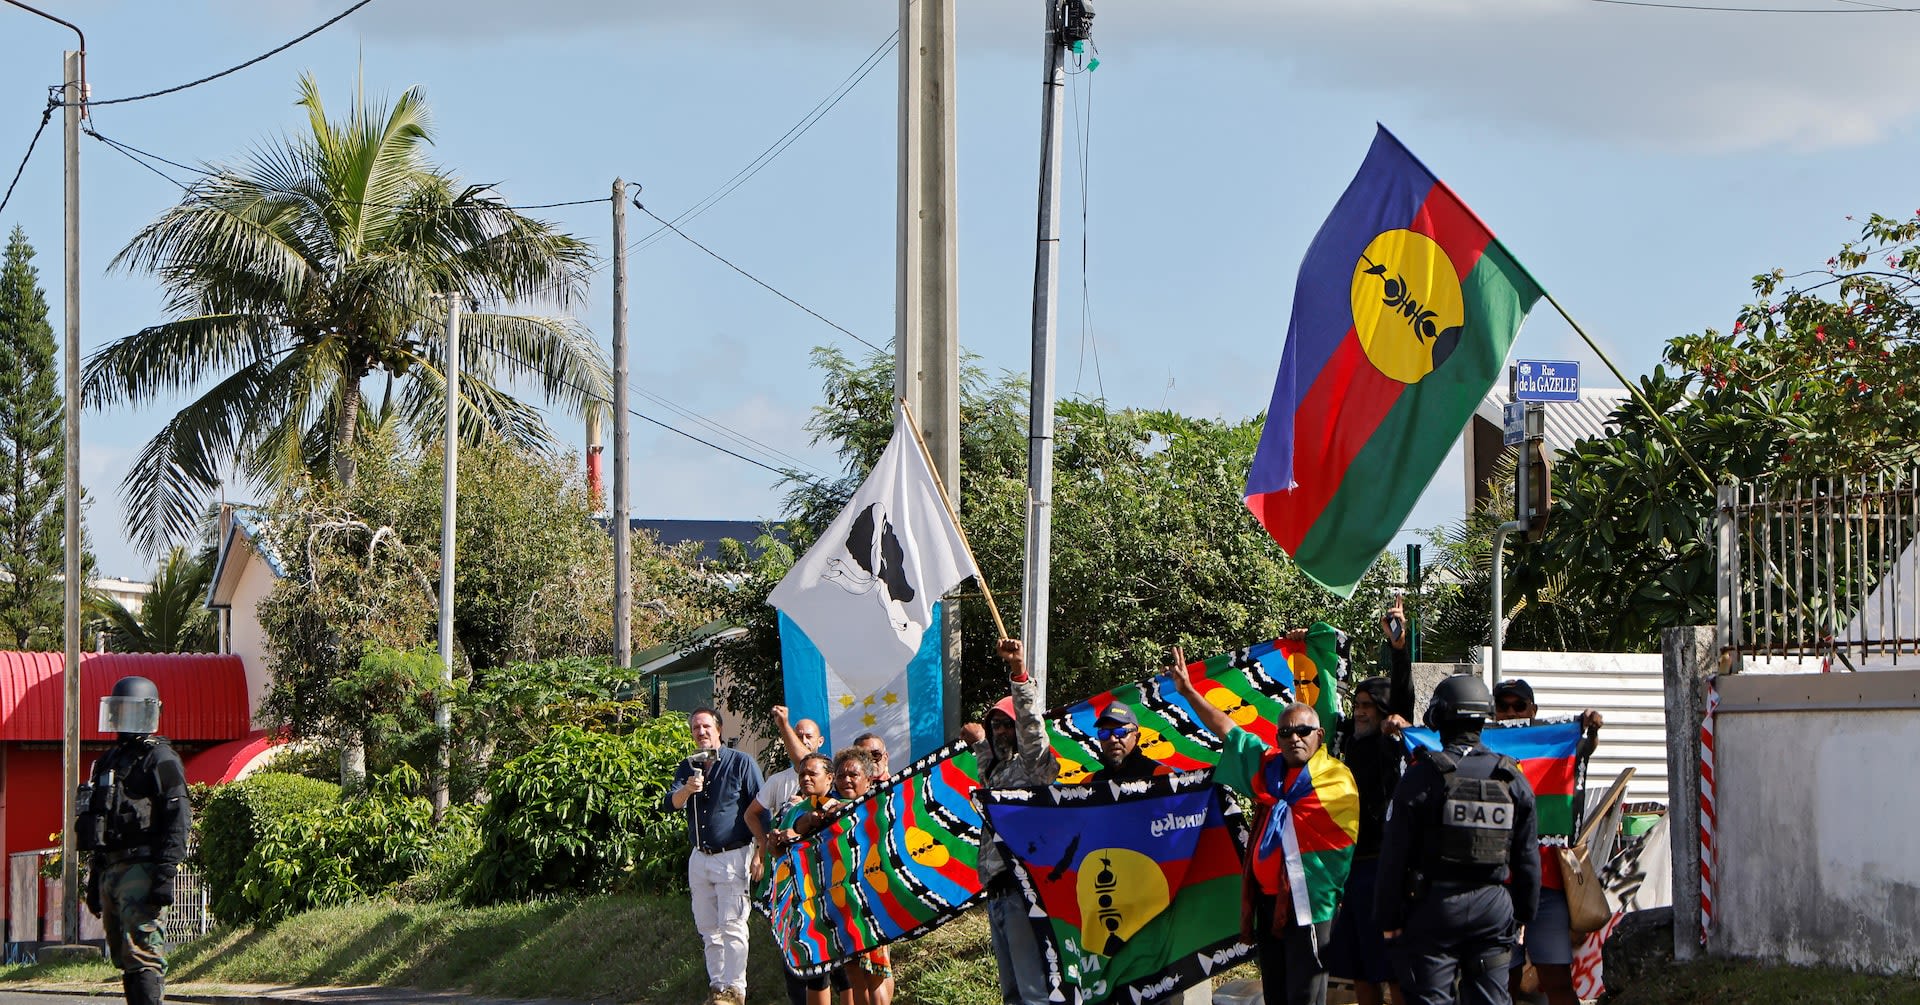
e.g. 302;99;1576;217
1709;669;1920;973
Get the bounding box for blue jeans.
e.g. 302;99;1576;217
987;888;1050;1005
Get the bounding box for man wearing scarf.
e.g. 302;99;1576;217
1174;668;1359;1005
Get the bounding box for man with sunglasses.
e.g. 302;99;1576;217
1174;660;1358;1005
1491;680;1601;1005
1086;704;1160;783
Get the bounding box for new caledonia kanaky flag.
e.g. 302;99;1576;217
1246;126;1545;596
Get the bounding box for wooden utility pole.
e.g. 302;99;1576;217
612;179;632;670
898;0;961;731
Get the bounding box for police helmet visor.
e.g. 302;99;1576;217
99;695;161;734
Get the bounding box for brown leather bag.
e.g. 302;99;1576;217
1552;767;1635;934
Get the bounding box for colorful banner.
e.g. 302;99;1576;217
1246;125;1544;596
1402;719;1585;837
980;772;1253;1005
759;632;1343;972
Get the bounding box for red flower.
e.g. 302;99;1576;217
1733;320;1745;333
1848;338;1858;350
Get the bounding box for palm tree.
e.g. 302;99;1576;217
95;546;218;653
85;74;611;553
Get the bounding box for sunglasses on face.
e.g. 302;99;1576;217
1278;724;1322;739
1096;725;1137;742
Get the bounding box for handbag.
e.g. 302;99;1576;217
1551;767;1635;934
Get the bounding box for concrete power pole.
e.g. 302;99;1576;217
611;179;632;670
433;299;460;820
59;47;82;949
898;0;962;734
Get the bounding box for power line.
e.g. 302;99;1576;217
629;31;899;255
86;127;193;191
0;99;55;219
82;0;380;107
632;199;885;354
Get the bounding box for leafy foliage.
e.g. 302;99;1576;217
464;717;692;904
0;226;92;650
96;546;218;653
237;765;459;923
197;771;342;925
1521;212;1920;649
694;347;1401;738
85;74;609;553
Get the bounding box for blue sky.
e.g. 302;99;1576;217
5;0;1920;581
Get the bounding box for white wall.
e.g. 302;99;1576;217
1710;669;1920;972
1477;650;1669;804
228;554;276;725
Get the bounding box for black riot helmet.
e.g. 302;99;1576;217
100;675;162;736
1423;674;1495;733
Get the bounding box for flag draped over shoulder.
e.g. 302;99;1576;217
1246;125;1545;596
1402;719;1585;837
1252;746;1360;926
769;403;975;762
762;743;987;975
1047;624;1348;782
980;773;1253;1005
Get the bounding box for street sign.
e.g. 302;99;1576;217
1514;359;1580;402
1502;401;1526;446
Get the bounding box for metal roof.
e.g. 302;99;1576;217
1476;387;1633;456
0;652;252;742
1489;650;1670;805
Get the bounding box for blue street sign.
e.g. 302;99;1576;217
1514;359;1580;402
1502;401;1526;446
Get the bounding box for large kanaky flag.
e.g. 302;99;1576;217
768;404;975;761
1246;125;1544;596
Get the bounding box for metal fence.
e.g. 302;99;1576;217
1716;475;1920;669
4;848;214;963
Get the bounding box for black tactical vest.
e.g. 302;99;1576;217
1424;748;1520;873
75;737;177;854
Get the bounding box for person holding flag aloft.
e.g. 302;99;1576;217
1172;649;1360;1005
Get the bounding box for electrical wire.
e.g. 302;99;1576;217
633;200;885;354
629;31;900;255
86;127;193;191
1067;50;1105;401
0;99;55;218
82;0;380;107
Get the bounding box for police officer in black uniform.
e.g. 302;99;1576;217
77;676;192;1005
1375;675;1539;1005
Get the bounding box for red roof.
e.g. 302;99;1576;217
0;652;251;742
183;730;286;785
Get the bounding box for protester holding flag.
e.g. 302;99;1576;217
1492;680;1602;1005
1376;676;1540;1005
958;638;1059;1005
1173;656;1360;1005
1329;677;1410;1005
772;753;844;1005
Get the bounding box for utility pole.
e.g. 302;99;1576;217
611;179;632;670
58;46;83;950
898;0;960;731
433;299;460;820
1020;0;1092;709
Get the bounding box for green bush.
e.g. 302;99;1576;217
197;771;342;924
465;716;691;904
394;803;481;903
238;765;443;923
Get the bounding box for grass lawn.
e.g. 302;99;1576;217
5;899;1918;1005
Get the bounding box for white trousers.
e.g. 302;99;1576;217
688;845;754;994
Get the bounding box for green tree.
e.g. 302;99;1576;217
255;434;704;789
695;348;1400;739
84;74;610;555
0;226;83;650
1520;212;1920;649
95;546;218;653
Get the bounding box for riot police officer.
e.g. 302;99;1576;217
77;676;192;1005
1374;675;1539;1005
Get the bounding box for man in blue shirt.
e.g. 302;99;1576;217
664;707;765;1005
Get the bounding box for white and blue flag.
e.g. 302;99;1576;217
767;405;975;762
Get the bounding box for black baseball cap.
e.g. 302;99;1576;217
1095;704;1139;728
1493;679;1535;705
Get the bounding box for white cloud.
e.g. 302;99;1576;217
256;0;1920;153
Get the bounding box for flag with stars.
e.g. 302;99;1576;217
770;403;977;762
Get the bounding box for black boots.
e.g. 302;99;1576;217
122;969;165;1005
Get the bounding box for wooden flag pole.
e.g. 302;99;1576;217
898;397;1008;640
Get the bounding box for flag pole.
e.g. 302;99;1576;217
1537;290;1717;494
898;397;1009;640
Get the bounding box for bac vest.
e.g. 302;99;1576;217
1424;749;1519;872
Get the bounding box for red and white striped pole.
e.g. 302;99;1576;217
1697;676;1719;947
